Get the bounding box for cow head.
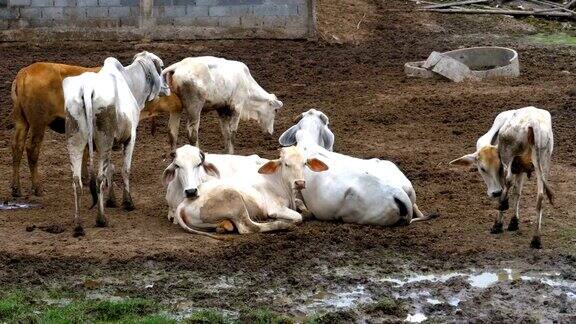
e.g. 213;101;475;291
450;145;504;198
162;145;220;199
133;51;171;100
258;146;328;193
250;93;283;136
279;109;334;151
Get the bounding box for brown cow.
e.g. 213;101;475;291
10;62;182;198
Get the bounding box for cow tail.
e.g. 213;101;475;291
161;62;178;93
175;205;231;241
11;71;27;123
82;86;97;209
529;125;554;205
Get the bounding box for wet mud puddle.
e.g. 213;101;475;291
0;201;38;211
381;268;576;323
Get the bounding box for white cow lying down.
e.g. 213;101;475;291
279;109;436;226
174;146;328;239
450;106;554;249
163;145;267;224
162;56;283;153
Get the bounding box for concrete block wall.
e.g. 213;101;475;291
0;0;316;40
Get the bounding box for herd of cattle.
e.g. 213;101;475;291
9;51;554;248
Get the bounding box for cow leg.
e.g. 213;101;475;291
94;156;110;227
530;174;545;249
105;162;118;208
507;174;525;231
67;131;88;237
181;92;204;148
121;135;136;211
228;111;241;155
216;107;234;154
26;125;47;196
492;163;513;234
11;117;29;197
168;111;181;151
268;206;303;224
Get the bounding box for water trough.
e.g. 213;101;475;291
405;47;520;82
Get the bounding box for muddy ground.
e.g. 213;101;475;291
0;0;575;322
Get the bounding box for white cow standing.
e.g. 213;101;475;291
450;106;554;249
174;146;329;239
161;56;283;153
64;52;169;237
162;145;267;224
279;109;431;226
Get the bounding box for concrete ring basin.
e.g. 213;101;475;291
405;47;520;81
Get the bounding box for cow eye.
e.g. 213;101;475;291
174;164;180;169
480;167;486;173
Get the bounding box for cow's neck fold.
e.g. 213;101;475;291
124;61;150;110
264;173;296;210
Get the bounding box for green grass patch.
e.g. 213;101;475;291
87;298;160;321
303;310;357;324
0;290;169;323
184;309;234;324
529;33;576;46
238;308;293;324
0;292;32;321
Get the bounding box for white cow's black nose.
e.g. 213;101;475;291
185;188;198;198
491;190;502;198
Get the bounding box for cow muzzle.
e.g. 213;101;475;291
294;180;306;190
185;188;198;199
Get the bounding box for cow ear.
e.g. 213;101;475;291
279;125;299;147
203;162;220;178
449;153;477;167
321;126;335;151
145;59;162;101
318;112;329;125
258;160;280;174
307;158;329;172
162;163;176;186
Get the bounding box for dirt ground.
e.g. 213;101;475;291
0;0;575;322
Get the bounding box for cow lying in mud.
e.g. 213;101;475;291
450;106;554;249
279;109;435;226
162;56;283;153
163;145;267;224
64;52;169;236
174;146;328;239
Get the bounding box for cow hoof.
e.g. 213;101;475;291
11;187;22;198
95;219;108;228
508;217;519;231
106;199;118;208
73;226;85;237
122;201;135;211
32;187;43;197
530;236;542;249
490;222;504;234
